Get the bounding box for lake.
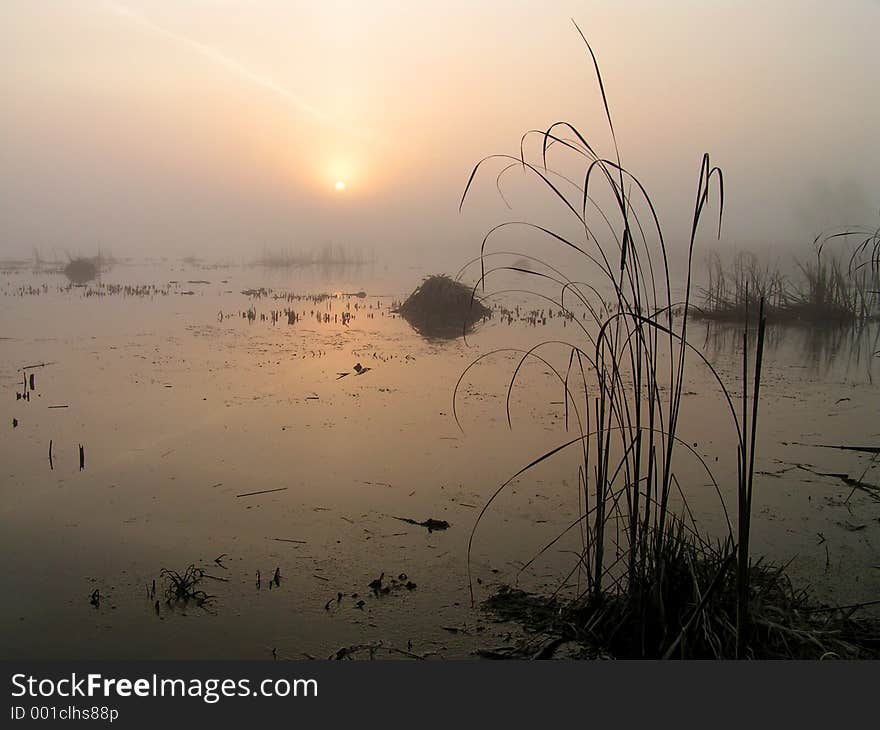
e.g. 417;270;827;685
2;259;878;659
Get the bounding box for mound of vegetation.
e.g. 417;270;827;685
63;257;99;284
397;275;491;338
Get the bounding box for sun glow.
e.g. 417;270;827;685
334;180;347;192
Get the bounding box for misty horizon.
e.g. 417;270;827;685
2;1;879;271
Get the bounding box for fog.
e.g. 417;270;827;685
2;0;879;271
5;2;880;666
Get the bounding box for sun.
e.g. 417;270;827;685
334;180;347;192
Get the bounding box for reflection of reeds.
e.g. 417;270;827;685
456;27;877;658
700;319;880;381
255;244;372;269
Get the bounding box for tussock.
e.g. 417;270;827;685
397;274;491;338
63;257;99;284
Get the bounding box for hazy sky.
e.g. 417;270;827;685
2;0;879;268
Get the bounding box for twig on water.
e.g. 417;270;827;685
18;362;57;372
236;487;288;498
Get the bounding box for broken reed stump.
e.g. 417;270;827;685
79;444;84;471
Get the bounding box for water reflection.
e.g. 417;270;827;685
2;260;879;659
698;320;880;380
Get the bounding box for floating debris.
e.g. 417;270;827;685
392;516;450;532
235;487;288;498
329;642;432;660
202;573;229;583
19;361;57;372
368;572;385;592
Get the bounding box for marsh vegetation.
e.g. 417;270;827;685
397;274;492;339
697;236;880;325
456;30;880;658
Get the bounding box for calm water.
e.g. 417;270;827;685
1;260;878;658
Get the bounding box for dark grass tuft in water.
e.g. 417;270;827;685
63;257;99;284
397;274;491;339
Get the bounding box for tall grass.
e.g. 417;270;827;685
699;251;788;320
794;246;863;321
697;239;880;324
452;26;823;657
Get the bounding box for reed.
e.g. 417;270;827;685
698;251;788;321
695;241;880;324
160;565;212;607
455;26;877;658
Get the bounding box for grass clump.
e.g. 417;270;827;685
484;531;879;659
161;565;212;608
698;252;789;322
696;243;880;324
397;274;491;339
63;257;99;284
455;25;879;659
